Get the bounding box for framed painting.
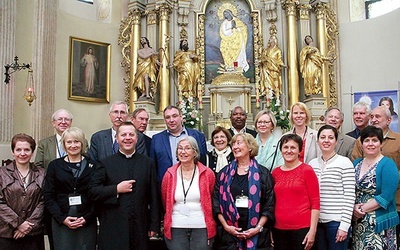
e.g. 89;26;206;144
68;36;110;103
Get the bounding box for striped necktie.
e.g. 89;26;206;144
113;140;119;153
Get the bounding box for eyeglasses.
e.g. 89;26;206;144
110;110;127;115
257;120;271;125
55;118;72;123
177;147;193;152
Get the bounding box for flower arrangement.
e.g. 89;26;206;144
177;96;200;128
266;90;290;130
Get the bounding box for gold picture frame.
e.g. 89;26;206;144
68;36;110;103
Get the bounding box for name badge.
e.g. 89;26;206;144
235;195;248;208
68;195;82;206
179;204;190;216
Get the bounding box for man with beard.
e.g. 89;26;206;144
172;39;200;99
89;101;146;161
132;37;160;100
228;106;257;137
89;122;160;250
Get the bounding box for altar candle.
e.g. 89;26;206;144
233;61;238;67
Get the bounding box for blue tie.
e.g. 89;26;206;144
59;141;66;157
113;140;119;153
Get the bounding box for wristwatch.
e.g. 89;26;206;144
256;224;264;233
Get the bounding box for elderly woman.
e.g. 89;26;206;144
272;134;320;250
43;127;96;250
200;126;234;174
352;126;399;250
309;125;355;249
162;136;216;250
213;133;275;250
0;134;46;250
285;102;319;163
254;110;283;171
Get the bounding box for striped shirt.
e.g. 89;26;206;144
309;154;356;231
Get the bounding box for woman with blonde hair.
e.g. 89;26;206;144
254;110;283;171
213;133;275;249
285;102;319;163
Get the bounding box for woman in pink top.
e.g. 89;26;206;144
272;134;320;250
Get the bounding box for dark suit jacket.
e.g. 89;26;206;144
35;135;89;169
88;128;147;162
150;128;207;182
228;127;257;138
346;128;361;139
143;133;152;156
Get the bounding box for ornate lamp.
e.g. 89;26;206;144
4;56;36;105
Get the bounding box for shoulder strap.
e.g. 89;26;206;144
269;139;281;172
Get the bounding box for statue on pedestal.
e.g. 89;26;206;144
172;39;200;100
299;35;324;96
133;37;160;100
259;35;284;100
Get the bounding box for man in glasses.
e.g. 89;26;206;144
89;101;146;161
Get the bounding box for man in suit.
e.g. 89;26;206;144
324;107;355;160
346;101;371;139
34;108;74;250
89;101;146;161
89;121;160;249
228;106;257;137
150;105;207;182
35;109;74;169
131;108;151;155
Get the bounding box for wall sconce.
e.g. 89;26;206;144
4;56;36;106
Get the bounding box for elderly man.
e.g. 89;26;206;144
346;101;371;139
228;106;257;137
324;107;355;159
150;105;207;182
89;101;146;161
131;108;151;154
89;121;160;250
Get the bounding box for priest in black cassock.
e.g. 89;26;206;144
89;121;160;250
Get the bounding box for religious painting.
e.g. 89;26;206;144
68;36;110;103
354;90;399;132
204;0;254;84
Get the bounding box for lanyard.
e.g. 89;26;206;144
181;166;196;204
67;156;83;193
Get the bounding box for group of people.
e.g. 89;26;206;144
1;100;400;250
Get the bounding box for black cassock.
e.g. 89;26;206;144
89;151;160;250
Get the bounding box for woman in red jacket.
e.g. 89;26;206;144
162;136;216;250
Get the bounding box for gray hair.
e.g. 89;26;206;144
61;127;86;154
109;101;128;113
254;109;277;130
324;107;344;122
353;101;371;114
176;136;200;163
52;109;73;121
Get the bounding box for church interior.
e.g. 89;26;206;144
1;0;400;161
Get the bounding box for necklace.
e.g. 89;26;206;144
16;167;30;189
293;126;308;140
237;165;249;173
322;153;336;164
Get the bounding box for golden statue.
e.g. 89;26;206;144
218;3;249;72
299;35;324;96
172;39;200;99
260;35;284;99
133;37;160;100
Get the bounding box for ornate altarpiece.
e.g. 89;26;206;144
118;0;339;137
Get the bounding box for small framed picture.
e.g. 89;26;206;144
68;36;110;103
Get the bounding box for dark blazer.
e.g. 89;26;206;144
88;128;147;162
143;133;152;156
150;128;207;182
35;135;89;169
43;157;96;225
228;127;257;138
346;128;361;139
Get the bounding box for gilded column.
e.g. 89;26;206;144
157;4;172;114
283;0;299;106
119;9;142;111
315;3;329;101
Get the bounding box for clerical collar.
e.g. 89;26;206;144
119;150;136;158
